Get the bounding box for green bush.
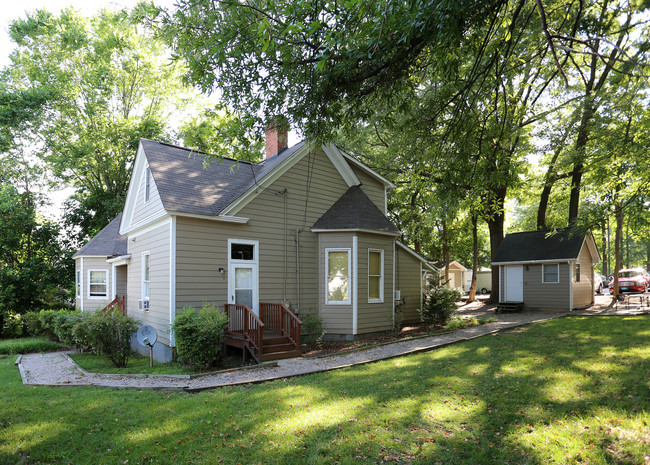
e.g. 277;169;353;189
302;313;325;350
172;303;228;369
53;311;87;348
22;311;42;336
72;308;138;368
37;310;61;340
420;276;462;326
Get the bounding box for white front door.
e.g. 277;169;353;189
505;266;524;302
228;239;259;315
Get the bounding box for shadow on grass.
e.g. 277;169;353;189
0;316;648;464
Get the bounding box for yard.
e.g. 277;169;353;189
1;315;648;464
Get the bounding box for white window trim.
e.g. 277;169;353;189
575;263;581;282
325;248;352;305
142;252;151;307
542;263;560;284
144;166;151;203
76;270;81;298
368;248;384;303
87;269;108;299
228;238;259;264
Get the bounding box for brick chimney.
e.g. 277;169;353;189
265;118;288;159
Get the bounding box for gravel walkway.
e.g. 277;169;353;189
16;295;649;392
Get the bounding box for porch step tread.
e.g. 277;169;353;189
496;301;524;313
262;342;296;354
259;349;301;362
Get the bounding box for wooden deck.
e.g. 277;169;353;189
224;303;302;362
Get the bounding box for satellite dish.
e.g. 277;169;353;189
136;324;157;347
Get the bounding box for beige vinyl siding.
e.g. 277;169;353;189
115;266;128;302
318;233;354;333
127;221;172;345
81;257;112;311
175;148;355;318
395;247;423;324
351;166;387;214
131;164;164;225
356;233;394;333
573;242;595;308
522;263;571;310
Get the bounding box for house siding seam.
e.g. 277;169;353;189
395;247;423;324
126;222;172;346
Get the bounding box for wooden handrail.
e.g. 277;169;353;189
101;295;126;315
224;304;264;359
260;302;302;350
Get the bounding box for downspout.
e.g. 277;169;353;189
80;257;84;312
392;241;396;328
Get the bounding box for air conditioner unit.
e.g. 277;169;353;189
139;300;150;310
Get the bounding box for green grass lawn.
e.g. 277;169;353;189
1;316;648;464
0;337;61;355
68;352;196;375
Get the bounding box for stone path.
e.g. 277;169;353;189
16;296;649;392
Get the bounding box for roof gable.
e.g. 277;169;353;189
73;214;127;258
311;186;399;235
492;228;598;264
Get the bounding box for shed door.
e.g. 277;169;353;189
505;266;523;302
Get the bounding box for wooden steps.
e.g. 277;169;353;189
225;331;301;363
496;301;524;313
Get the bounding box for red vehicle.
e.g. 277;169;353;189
609;268;650;294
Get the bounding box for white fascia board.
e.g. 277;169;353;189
492;258;574;266
120;209;169;236
396;242;436;271
74;255;109;259
583;235;601;264
322;143;361;187
106;255;131;265
221;142;313;216
171;211;249;224
120;142;147;234
339;149;395;189
311;228;400;237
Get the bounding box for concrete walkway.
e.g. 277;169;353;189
16;297;649;392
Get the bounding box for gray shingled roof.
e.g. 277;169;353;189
73;214;127;258
142;139;305;216
312;186;399;234
492;228;587;264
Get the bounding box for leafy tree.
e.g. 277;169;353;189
4;8;192;243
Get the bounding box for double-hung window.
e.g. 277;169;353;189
89;270;108;297
326;249;351;304
368;249;384;303
76;270;81;298
145;166;151;202
543;264;559;283
575;264;581;282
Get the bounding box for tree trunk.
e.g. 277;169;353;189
467;214;479;302
601;219;608;277
613;202;623;300
442;219;450;285
486;201;505;304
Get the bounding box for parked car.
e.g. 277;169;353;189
594;273;603;294
609;268;650;294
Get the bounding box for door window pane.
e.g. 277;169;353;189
235;268;253;288
235;289;253;308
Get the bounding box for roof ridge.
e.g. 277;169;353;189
142;138;257;166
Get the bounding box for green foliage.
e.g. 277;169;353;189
53;311;86;348
420;275;462;326
0;337;61;355
172;303;228;369
68;352;194;375
72;309;138;368
301;313;325;350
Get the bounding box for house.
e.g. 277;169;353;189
73;130;435;362
432;260;468;290
491;228;600;311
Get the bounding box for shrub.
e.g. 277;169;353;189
53;311;87;348
172;303;228;369
72;308;138;368
302;313;325;350
23;312;42;336
420;276;462;326
37;310;61;340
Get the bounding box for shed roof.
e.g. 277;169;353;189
311;186;399;235
73;214;127;258
492;228;596;264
